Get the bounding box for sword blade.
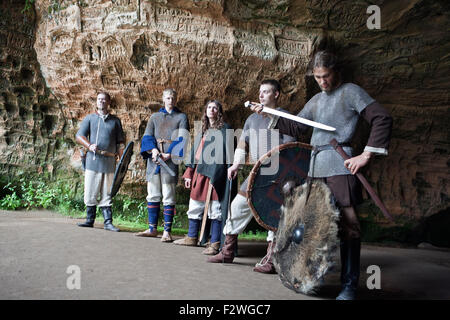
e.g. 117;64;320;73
244;101;336;131
262;107;336;132
157;155;176;176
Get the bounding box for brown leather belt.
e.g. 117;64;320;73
90;149;116;157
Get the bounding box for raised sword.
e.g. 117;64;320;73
244;101;336;132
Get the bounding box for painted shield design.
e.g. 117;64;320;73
109;141;134;198
246;142;312;231
273;180;340;295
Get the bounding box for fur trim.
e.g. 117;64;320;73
273;180;340;295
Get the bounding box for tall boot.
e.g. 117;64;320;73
101;206;120;232
336;238;361;300
77;206;96;227
207;234;238;263
253;240;277;274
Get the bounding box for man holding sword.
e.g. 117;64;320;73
250;50;393;299
136;88;189;242
76;91;126;232
207;79;295;274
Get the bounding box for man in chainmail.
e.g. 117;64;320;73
76;92;125;232
253;51;393;299
207;79;295;274
136;88;190;242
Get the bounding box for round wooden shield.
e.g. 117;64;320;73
246;142;312;231
109;141;134;198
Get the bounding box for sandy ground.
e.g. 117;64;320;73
1;209;449;300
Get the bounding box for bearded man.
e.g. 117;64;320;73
76;92;125;232
252;51;393;299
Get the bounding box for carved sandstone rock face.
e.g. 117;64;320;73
33;0;313;181
0;0;67;179
33;0;313;123
8;0;449;223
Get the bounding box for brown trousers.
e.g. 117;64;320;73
319;175;362;240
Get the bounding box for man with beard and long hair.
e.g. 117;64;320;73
251;51;393;299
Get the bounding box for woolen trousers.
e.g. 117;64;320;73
146;173;176;206
84;169;114;207
223;193;274;242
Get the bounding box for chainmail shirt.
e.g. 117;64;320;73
299;83;375;177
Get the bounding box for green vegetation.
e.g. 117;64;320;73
0;176;268;241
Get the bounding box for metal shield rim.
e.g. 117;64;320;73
110;141;134;197
246;142;313;232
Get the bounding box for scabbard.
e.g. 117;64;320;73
329;139;394;222
198;183;214;246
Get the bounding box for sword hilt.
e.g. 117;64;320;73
244;101;262;108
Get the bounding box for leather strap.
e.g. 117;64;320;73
85;149;116;157
330;138;394;221
96;149;117;157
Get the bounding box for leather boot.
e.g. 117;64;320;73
336;238;361;300
173;219;200;246
174;236;198;246
77;206;96;227
101;207;120;232
207;234;238;263
202;241;220;255
253;241;277;274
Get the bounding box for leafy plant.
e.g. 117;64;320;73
0;176;266;240
0;183;22;210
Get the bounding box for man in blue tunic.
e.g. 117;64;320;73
136;88;190;242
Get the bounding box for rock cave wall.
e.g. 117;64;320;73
0;0;76;189
0;0;449;240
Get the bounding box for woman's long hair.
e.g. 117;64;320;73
201;100;224;134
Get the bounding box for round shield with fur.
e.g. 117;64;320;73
247;142;312;231
273;179;340;295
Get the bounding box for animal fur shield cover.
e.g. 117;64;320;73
273;180;340;295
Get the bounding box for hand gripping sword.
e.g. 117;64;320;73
152;153;176;176
244;101;336;132
330;138;394;222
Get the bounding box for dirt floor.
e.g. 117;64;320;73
1;209;449;300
